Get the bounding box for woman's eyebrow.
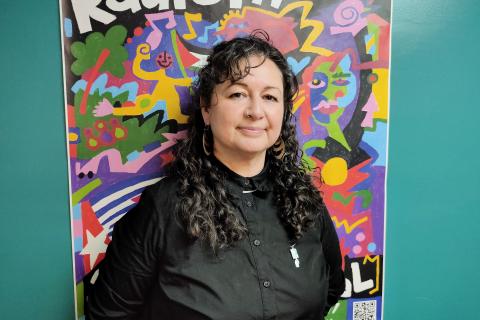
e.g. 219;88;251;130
228;81;282;92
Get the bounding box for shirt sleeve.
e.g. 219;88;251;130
320;207;345;316
85;188;163;319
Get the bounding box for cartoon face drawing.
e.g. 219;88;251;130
156;51;173;69
308;56;355;124
298;53;359;152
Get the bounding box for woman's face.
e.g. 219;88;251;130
201;55;284;162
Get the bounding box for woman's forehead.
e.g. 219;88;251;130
218;56;283;87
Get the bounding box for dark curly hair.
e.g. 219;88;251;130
171;32;326;250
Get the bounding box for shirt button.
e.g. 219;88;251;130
263;280;271;288
246;200;253;207
253;239;261;246
244;179;250;186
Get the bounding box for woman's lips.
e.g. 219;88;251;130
238;127;265;135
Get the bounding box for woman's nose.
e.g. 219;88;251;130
245;96;265;119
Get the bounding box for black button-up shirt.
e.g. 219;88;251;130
86;160;345;319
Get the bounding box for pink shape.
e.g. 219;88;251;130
145;11;176;51
361;93;379;128
73;219;83;237
330;0;367;36
356;232;366;242
93;98;114;117
353;245;362;255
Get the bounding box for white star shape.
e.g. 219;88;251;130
80;228;109;270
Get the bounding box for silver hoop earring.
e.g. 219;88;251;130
202;125;212;156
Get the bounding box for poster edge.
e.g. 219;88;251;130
382;0;395;319
57;0;79;318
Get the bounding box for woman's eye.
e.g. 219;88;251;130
264;94;278;102
229;92;245;99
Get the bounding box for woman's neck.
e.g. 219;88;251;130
213;151;266;177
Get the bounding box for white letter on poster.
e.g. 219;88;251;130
351;262;374;293
106;0;142;13
251;0;283;9
230;0;242;8
141;0;170;10
193;0;222;5
174;0;186;9
71;0;117;34
341;278;352;298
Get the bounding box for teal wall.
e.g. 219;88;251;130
0;1;74;318
0;1;478;319
385;1;480;319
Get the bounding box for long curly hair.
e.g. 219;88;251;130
171;32;326;250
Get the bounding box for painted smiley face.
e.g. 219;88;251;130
156;51;173;69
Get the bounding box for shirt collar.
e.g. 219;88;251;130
209;156;273;193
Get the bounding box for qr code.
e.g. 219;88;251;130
352;300;377;320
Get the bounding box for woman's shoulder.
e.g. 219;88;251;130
141;174;181;207
145;174;179;192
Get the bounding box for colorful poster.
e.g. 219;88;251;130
59;0;391;319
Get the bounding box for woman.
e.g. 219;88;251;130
86;33;345;319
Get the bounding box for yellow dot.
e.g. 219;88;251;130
321;157;348;186
69;132;78;141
